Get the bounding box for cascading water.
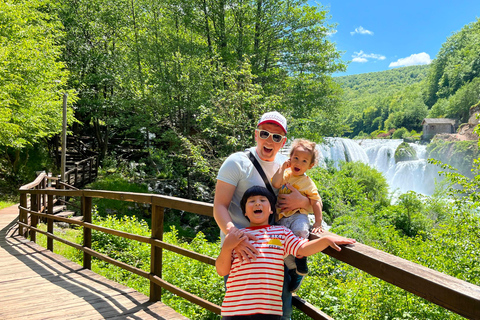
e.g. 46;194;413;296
317;138;441;196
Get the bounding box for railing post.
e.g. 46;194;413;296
41;177;46;211
82;162;86;187
30;192;39;242
150;204;164;302
47;194;54;251
89;157;93;183
82;196;92;269
19;193;27;237
74;166;78;186
94;156;99;179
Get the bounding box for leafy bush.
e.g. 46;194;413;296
87;173;151;221
309;162;389;223
391;127;408;139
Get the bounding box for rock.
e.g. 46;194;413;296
395;142;418;163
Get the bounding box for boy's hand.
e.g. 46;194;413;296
312;221;323;234
282;159;291;170
327;236;356;251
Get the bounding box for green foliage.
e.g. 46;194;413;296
0;200;16;210
337;65;429;137
91;213;151;271
394;142;418;162
88;213;223;319
87;173;151;220
424;18;480;107
341;18;480;137
427;139;478;177
35;223;83;263
392;127;408;139
388;192;431;238
57;0;346;192
0;0;73;149
161;227;223;319
309;162;389;223
0;0;76;183
428;77;480;122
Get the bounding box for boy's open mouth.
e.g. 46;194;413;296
254;209;263;214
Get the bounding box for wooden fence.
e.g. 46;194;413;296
17;173;480;319
64;156;98;188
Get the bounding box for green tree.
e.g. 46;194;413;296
58;0;347;198
424;18;480;108
0;0;72;178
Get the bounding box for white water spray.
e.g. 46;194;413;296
317;138;440;196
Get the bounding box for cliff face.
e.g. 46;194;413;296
434;124;478;142
427;139;479;178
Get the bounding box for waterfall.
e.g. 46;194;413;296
316;138;440;196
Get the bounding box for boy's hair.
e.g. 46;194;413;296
240;186;276;215
289;139;319;166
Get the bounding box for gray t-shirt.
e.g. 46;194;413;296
216;147;287;241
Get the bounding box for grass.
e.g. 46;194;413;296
0;200;17;210
34;223;83;263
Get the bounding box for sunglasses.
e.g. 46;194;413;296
256;129;286;143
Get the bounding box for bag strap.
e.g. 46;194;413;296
246;150;277;224
246;150;275;195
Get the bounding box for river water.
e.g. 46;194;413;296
316;138;442;196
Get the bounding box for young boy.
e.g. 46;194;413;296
216;186;355;319
271;139;322;290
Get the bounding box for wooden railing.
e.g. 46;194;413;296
64;156;98;188
17;175;480;319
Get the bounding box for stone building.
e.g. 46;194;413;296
421;118;457;140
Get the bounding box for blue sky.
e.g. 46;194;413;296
313;0;480;76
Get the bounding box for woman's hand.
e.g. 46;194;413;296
277;183;309;212
227;226;259;263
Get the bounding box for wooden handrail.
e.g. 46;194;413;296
19;171;47;190
313;233;480;319
74;156;95;166
17;178;480;319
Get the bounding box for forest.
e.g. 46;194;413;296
1;0;480;319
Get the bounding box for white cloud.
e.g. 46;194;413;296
352;50;386;63
352;57;368;63
350;26;374;36
389;52;432;68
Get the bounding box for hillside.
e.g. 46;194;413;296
337;19;480;139
335;64;429;103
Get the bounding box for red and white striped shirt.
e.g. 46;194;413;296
221;225;308;316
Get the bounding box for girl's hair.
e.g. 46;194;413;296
289;139;319;166
240;186;276;215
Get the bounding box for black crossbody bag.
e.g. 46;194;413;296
246;150;277;224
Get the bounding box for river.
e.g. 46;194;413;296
315;138;442;196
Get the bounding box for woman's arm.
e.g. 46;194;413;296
215;229;246;276
213;180;259;262
213;180;237;235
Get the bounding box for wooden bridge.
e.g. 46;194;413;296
0;205;186;319
2;171;480;319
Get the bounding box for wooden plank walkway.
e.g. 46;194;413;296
0;205;188;320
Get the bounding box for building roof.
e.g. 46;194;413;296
422;118;456;125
